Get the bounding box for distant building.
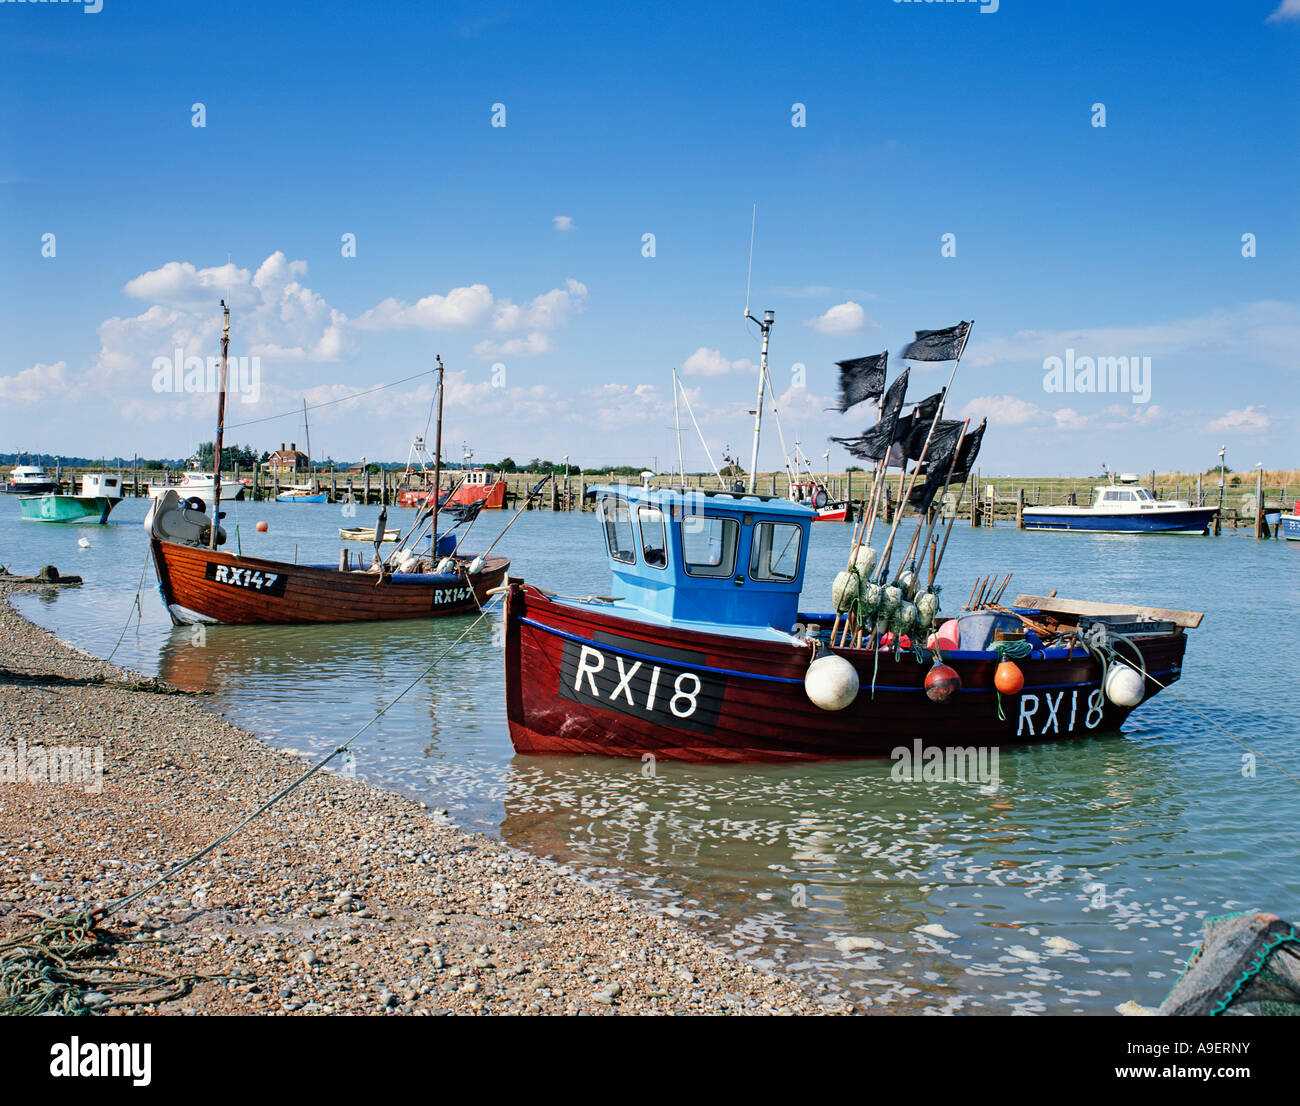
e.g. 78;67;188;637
266;443;309;476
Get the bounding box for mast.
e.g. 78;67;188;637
209;301;230;549
672;368;685;486
744;308;774;493
302;398;314;491
432;354;444;548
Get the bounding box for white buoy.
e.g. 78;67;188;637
77;537;91;549
468;556;484;575
804;654;859;711
853;545;878;578
1105;665;1145;707
831;570;858;612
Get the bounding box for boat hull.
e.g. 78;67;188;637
276;492;328;503
148;481;245;505
18;495;116;524
1022;506;1217;535
502;583;1188;763
1282;514;1300;542
150;539;508;625
5;481;58;495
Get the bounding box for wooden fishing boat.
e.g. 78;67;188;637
149;500;507;625
503;485;1198;763
790;478;848;522
147;308;509;626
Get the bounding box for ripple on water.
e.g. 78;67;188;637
7;503;1299;1013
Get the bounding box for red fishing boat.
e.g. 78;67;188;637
148;493;507;625
147;312;509;626
502;485;1198;763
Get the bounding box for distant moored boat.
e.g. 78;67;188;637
1022;478;1217;535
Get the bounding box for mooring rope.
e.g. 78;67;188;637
105;547;153;665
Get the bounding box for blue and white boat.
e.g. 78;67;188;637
1022;478;1217;535
1282;506;1300;542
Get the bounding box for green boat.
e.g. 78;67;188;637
18;473;123;524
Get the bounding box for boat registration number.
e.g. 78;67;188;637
558;633;724;735
205;562;287;596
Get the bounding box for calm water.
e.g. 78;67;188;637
3;493;1297;1013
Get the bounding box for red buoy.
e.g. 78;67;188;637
924;662;961;703
256;521;269;532
994;660;1024;695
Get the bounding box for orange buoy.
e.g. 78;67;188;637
924;662;961;704
994;660;1024;695
256;521;269;532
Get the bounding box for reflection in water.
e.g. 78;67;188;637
495;736;1209;1012
7;502;1300;1013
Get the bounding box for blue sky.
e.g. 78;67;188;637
1;0;1296;475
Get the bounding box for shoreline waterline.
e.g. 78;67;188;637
0;581;838;1016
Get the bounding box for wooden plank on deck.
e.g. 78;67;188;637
1012;594;1204;629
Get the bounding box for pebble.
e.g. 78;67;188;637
0;580;832;1018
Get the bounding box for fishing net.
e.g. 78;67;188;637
1159;911;1300;1016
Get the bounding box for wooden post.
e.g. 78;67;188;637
1016;487;1025;529
1255;468;1267;539
970;472;980;527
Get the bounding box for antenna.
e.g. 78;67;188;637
743;203;757;319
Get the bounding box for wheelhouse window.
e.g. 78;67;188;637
598;496;637;564
749;521;802;582
638;505;668;569
681;514;739;578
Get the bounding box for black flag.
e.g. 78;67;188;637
947;417;986;484
885;391;945;469
906;420;967;513
901;321;971;362
835;352;887;412
830;368;909;462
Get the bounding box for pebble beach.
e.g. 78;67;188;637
0;579;836;1016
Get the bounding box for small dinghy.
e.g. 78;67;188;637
339;526;401;543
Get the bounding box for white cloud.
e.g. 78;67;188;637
806;301;870;335
964;301;1300;376
0;361;69;404
1267;0;1300;21
1209;405;1272;432
357;278;587;336
960;394;1048;426
681;346;755;376
473;333;552;359
352;284;494;331
552;215;575;232
123;260;258;310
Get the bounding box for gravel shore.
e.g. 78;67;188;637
0;580;836;1015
